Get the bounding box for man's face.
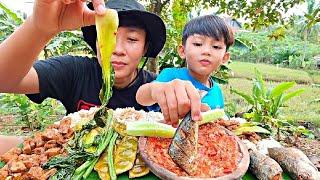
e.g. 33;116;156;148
178;34;230;79
97;26;147;81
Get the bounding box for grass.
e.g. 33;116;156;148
223;62;320;126
307;70;320;84
228;61;313;84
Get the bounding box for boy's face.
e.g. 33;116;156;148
178;34;230;79
97;26;147;82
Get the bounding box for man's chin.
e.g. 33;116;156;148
114;72;128;80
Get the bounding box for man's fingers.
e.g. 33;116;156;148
92;0;106;15
185;82;201;121
83;5;96;26
82;0;105;26
164;86;179;125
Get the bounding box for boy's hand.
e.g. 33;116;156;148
31;0;106;36
150;80;201;126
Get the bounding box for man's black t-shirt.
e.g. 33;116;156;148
27;55;156;114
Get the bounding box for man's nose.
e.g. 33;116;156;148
112;38;125;56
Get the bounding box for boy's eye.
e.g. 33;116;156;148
212;45;221;49
193;43;202;46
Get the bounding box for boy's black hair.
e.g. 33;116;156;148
182;15;234;50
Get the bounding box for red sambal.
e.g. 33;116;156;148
146;123;242;178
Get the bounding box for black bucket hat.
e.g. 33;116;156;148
81;0;166;58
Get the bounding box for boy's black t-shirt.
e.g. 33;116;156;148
26;55;156;114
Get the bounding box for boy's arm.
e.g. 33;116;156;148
0;0;106;93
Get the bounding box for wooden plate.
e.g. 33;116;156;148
139;126;250;180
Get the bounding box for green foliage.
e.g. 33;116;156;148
44;31;91;58
230;68;304;126
146;0;304;30
0;160;5;168
224;102;237;118
0;94;65;131
230;29;319;69
267;26;286;40
0;2;23;42
158;0;188;70
0;3;23;24
290;125;315;139
211;64;232;85
208;0;304;30
304;0;320;29
0;3;90;58
233;38;256;52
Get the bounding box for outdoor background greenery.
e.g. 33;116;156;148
0;0;319;134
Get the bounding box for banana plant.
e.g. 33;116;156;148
231;68;304;124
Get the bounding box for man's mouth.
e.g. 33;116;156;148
111;61;127;69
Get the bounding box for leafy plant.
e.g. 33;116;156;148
272;48;301;65
44;31;91;58
0;94;65;131
290;125;315;139
0;3;90;58
0;2;23;42
230;68;304;125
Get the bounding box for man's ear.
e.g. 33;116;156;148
177;44;186;59
222;51;230;64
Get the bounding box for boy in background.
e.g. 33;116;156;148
136;15;234;125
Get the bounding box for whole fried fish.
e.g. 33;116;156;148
268;147;320;180
168;112;198;175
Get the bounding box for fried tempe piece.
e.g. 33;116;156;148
0;148;21;163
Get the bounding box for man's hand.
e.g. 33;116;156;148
150;79;201;125
31;0;106;36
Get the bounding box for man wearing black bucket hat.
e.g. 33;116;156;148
0;0;202;131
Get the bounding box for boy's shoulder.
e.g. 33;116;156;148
160;67;188;74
